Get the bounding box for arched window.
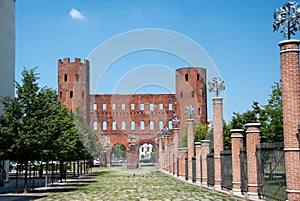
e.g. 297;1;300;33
121;121;126;130
93;121;98;130
131;121;135;130
150;121;154;130
102;121;107;130
112;121;116;130
159;121;164;130
140;121;145;130
168;120;173;129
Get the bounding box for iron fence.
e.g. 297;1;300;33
240;146;248;194
192;156;196;183
256;142;287;201
220;150;232;190
200;155;203;183
207;153;215;186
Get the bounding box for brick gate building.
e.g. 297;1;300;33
58;58;207;168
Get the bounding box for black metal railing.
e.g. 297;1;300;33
207;153;215;186
256;142;287;201
200;155;203;183
240;147;248;194
185;157;188;180
220;150;232;190
192;156;196;183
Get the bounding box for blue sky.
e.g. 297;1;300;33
15;0;297;122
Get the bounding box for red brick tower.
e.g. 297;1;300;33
175;67;207;125
58;58;90;123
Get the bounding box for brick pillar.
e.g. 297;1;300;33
212;97;224;190
278;39;300;201
170;143;174;173
173;128;179;176
195;142;201;183
245;123;260;199
230;129;244;195
200;139;210;186
164;135;169;171
158;137;163;170
166;144;170;172
178;148;188;178
187;119;194;180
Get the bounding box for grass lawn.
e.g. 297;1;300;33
37;167;245;201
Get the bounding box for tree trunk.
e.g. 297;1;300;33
45;162;48;187
24;162;28;193
15;166;18;193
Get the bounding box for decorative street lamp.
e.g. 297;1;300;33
184;105;196;119
208;76;225;97
273;1;300;39
157;127;170;137
157;130;163;138
172;116;181;127
162;127;169;135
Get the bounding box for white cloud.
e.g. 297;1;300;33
69;8;85;20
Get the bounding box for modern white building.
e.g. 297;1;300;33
139;143;154;162
0;0;15;186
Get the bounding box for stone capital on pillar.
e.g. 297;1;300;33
278;39;300;48
245;123;261;131
200;139;210;146
187;119;194;123
195;142;201;148
212;97;223;104
230;129;244;138
173;127;179;132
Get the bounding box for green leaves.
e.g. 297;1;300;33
224;81;283;147
0;68;95;163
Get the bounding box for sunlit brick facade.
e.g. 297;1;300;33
58;58;207;166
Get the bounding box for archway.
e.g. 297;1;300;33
111;143;126;166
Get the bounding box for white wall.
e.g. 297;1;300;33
0;0;15;113
0;0;15;183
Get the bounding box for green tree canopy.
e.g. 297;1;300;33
224;81;283;149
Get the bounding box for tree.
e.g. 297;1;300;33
224;81;283;147
0;68;97;191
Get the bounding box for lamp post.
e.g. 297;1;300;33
208;76;225;190
273;1;300;39
184;105;195;119
172;116;180;176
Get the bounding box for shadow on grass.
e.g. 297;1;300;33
0;171;105;201
0;195;46;201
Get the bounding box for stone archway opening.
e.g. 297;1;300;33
139;142;155;164
111;143;126;166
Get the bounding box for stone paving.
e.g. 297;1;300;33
0;167;247;201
